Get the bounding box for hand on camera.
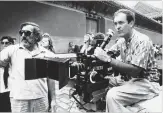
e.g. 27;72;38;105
94;47;111;62
70;62;85;78
71;62;85;70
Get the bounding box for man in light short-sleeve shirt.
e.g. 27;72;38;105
0;22;56;112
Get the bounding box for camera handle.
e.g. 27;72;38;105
89;29;114;83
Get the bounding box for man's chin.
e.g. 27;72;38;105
117;33;124;37
22;41;30;48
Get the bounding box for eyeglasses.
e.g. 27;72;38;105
19;30;32;36
1;41;10;45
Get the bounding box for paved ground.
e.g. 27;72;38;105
54;80;87;113
54;79;104;112
55;81;162;113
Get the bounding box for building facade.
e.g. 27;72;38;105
0;1;162;53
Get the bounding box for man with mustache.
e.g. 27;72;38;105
0;22;56;112
94;9;160;112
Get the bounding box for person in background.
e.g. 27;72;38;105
94;9;160;112
68;42;75;53
80;33;94;54
39;33;55;53
0;36;15;50
159;45;162;60
153;44;159;58
0;22;56;112
39;33;57;111
68;41;80;53
0;36;15;112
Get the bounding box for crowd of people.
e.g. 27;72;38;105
153;44;162;60
0;8;162;112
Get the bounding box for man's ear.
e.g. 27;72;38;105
129;21;134;27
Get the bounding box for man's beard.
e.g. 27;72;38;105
21;39;34;49
22;39;30;45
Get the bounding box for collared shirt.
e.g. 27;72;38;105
109;29;158;81
0;43;56;99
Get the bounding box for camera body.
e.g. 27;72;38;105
72;53;112;102
69;32;115;111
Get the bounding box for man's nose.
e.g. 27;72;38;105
22;33;27;39
115;24;121;30
21;33;26;37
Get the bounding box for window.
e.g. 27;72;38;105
86;18;98;34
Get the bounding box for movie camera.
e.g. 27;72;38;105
69;30;115;110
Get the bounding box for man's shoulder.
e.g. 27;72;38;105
39;46;51;53
1;44;20;52
39;46;55;57
135;30;150;41
134;30;152;45
7;44;19;48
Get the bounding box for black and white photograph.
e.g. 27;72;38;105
0;0;162;112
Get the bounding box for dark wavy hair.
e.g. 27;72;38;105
0;36;15;44
42;33;55;53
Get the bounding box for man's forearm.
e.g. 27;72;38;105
110;58;143;77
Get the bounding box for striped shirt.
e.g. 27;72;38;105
109;29;159;82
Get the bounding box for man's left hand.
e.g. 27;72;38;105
94;47;111;62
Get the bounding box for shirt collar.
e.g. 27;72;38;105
18;43;46;57
18;43;26;49
126;29;136;43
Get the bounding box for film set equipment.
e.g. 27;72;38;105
69;29;115;111
25;57;70;89
24;29;115;111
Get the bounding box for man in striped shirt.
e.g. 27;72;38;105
94;9;160;113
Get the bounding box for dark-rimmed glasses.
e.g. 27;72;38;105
19;30;32;37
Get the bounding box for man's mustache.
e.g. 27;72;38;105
21;37;26;41
22;37;30;44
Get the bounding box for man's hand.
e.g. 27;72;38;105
94;47;111;62
71;62;85;71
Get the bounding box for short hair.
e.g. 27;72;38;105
69;41;73;46
113;9;135;24
92;32;105;40
92;32;105;47
20;22;42;42
0;36;15;44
